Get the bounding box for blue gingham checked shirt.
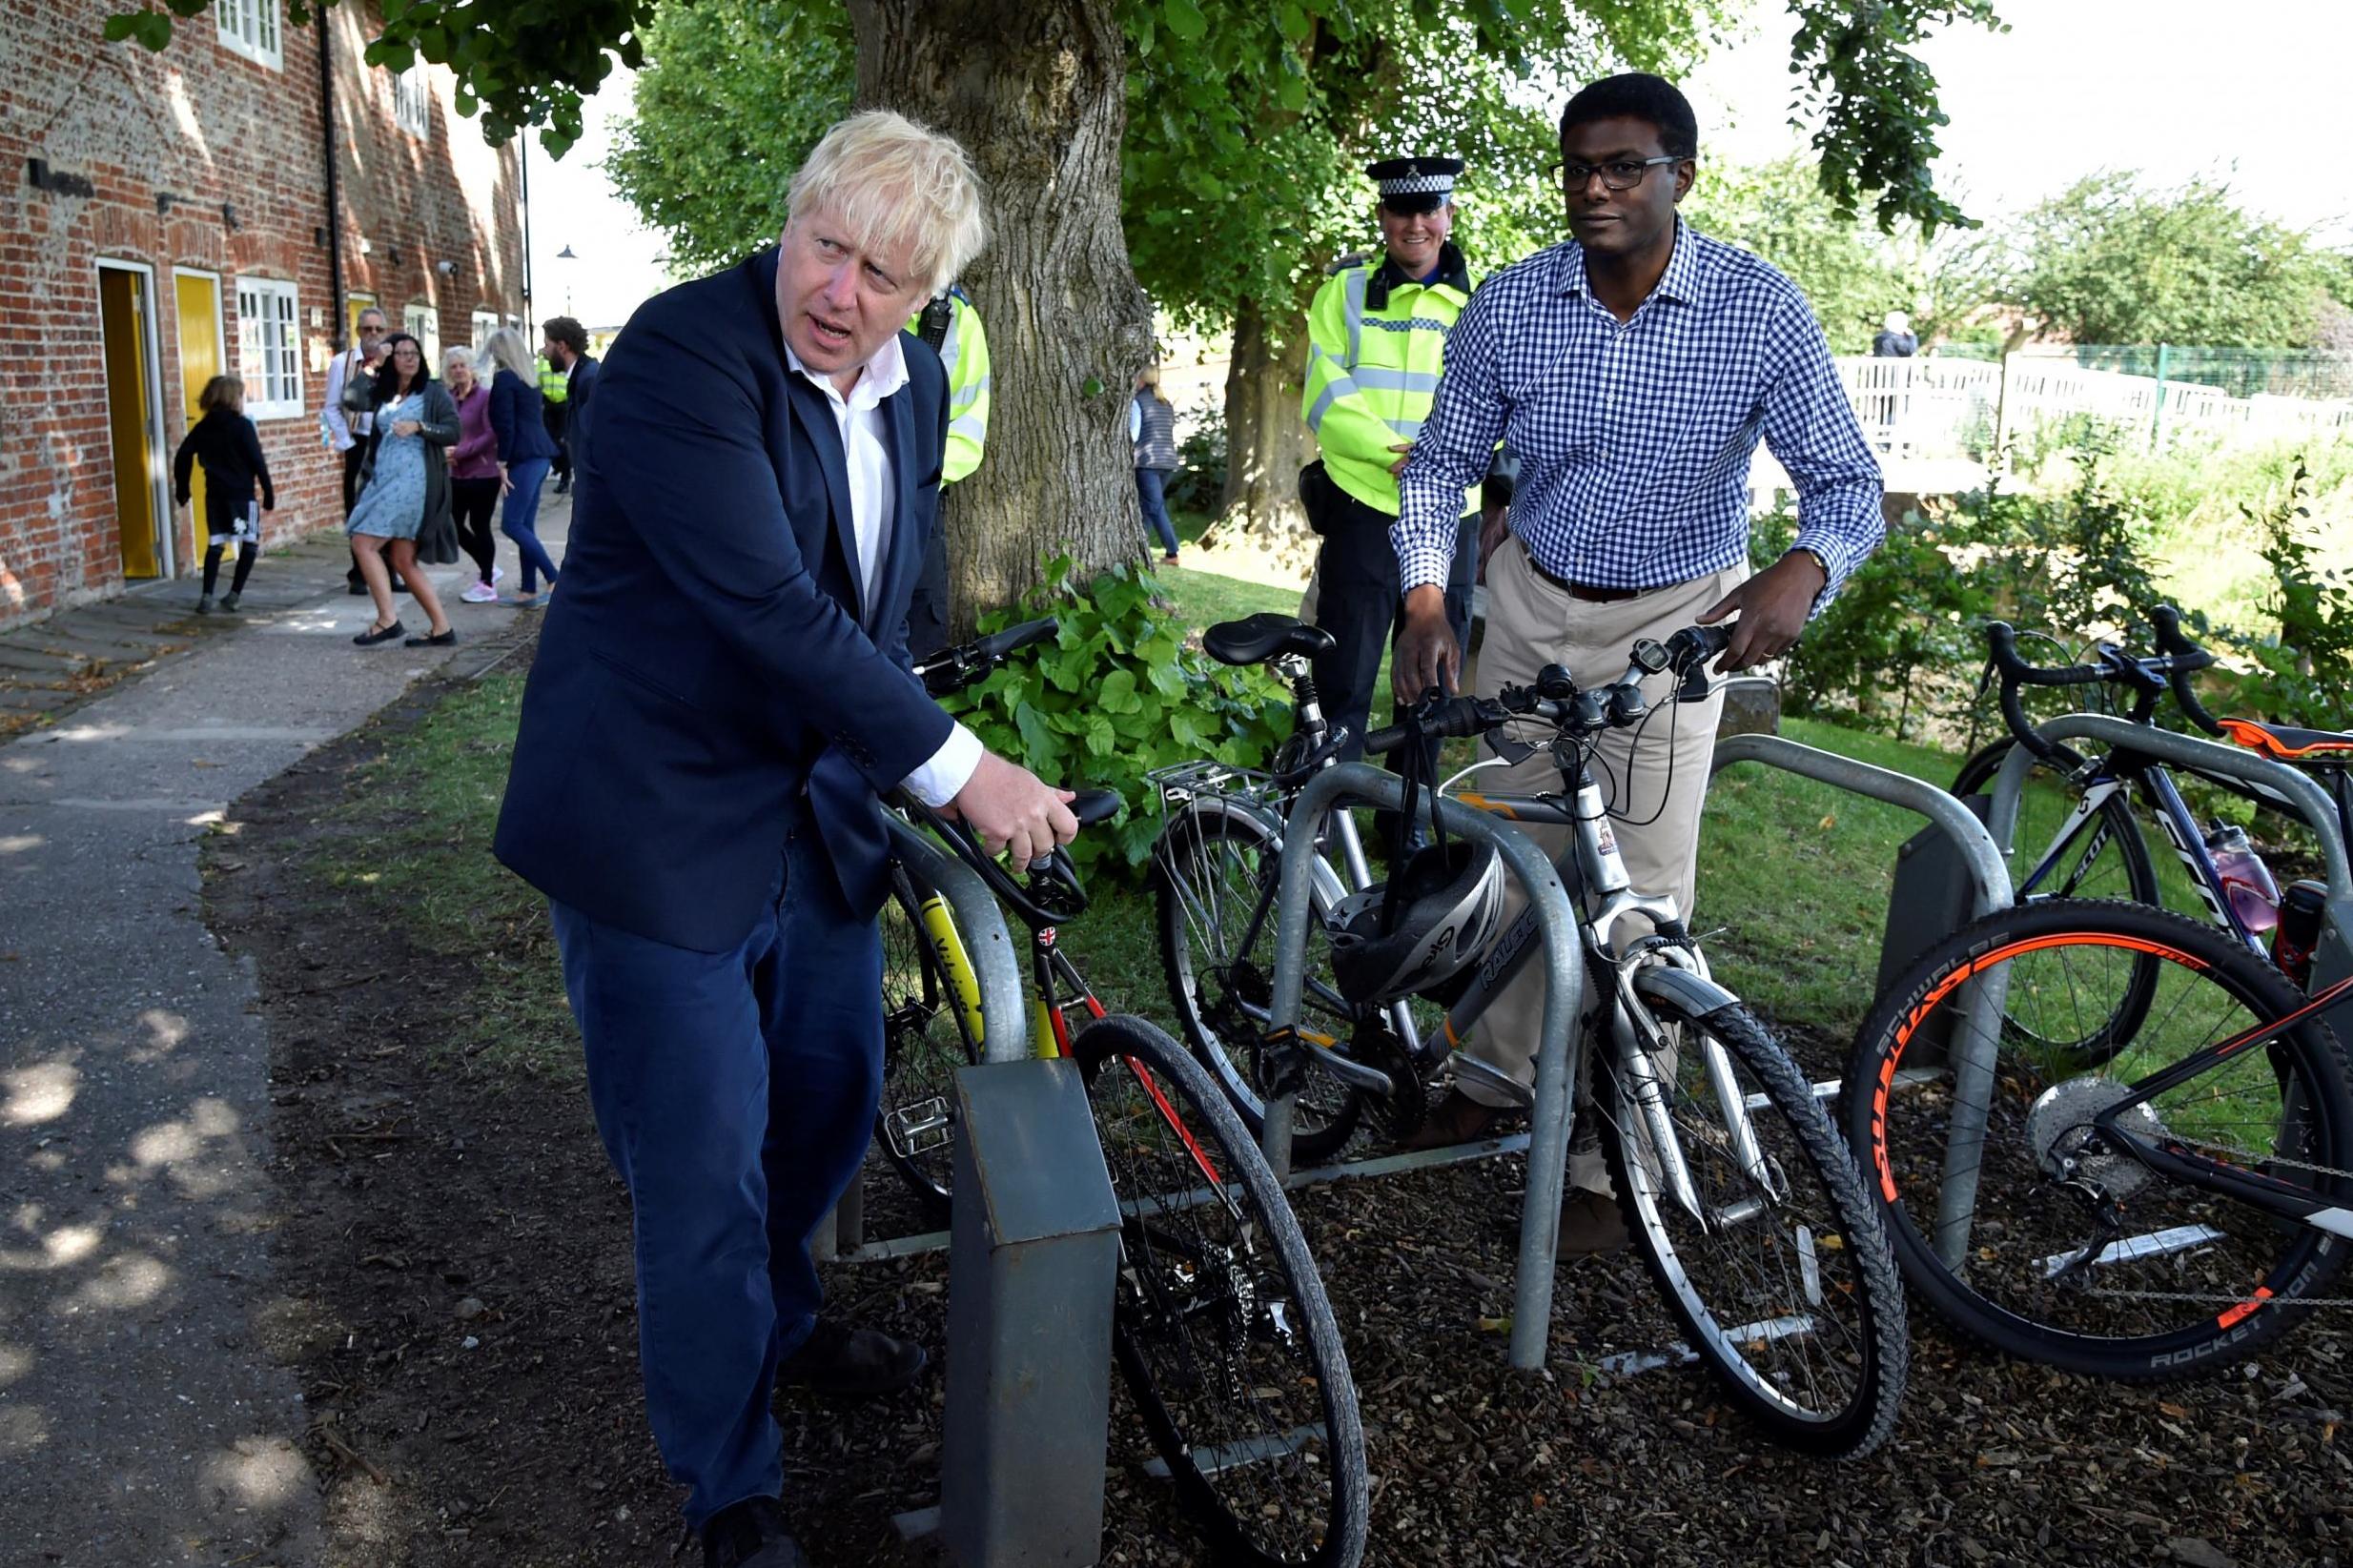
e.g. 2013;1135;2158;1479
1394;220;1883;598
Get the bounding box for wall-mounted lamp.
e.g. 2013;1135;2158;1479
435;258;457;275
221;201;239;232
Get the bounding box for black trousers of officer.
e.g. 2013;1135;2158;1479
1309;487;1477;764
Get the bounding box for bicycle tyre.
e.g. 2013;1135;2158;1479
873;866;981;1219
1075;1013;1367;1568
1153;797;1365;1164
1954;737;2163;1063
1848;898;2353;1380
1599;977;1909;1457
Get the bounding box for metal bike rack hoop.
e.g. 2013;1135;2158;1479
1263;761;1585;1373
1710;733;2015;918
1986;714;2352;900
1710;733;2018;1269
880;805;1031;1063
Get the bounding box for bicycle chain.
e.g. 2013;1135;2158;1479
2069;1131;2353;1306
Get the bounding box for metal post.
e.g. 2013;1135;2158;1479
2152;341;2172;451
1710;735;2017;1269
1261;762;1585;1372
938;1058;1121;1568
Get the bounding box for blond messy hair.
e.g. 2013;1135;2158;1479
787;111;989;297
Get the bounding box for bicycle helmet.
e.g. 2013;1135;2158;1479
1327;840;1506;1005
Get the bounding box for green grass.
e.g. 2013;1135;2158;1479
308;674;583;1079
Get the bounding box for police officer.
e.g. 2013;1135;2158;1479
902;284;991;659
1299;155;1482;761
537;351;572;492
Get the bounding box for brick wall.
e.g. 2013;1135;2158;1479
0;0;524;630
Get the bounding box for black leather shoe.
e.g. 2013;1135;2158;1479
776;1318;927;1399
403;628;458;647
346;578;369;596
702;1496;807;1568
352;620;406;647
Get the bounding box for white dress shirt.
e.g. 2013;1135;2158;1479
784;338;981;805
322;348;375;451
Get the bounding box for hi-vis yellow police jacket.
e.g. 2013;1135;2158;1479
1301;242;1479;518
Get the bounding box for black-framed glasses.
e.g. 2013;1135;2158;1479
1546;154;1686;193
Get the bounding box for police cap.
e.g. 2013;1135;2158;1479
1367;155;1463;214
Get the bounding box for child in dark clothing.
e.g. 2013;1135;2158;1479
172;375;276;614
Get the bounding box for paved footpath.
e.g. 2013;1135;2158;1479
0;503;566;1565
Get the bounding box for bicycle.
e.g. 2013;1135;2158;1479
871;617;1369;1568
1150;612;1484;1162
1254;621;1913;1457
1955;606;2353;1060
1847;895;2353;1379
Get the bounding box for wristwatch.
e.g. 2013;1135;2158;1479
1785;545;1831;585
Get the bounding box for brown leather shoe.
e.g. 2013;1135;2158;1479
1555;1185;1629;1260
1395;1089;1521;1152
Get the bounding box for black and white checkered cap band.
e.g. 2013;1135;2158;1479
1377;173;1455;196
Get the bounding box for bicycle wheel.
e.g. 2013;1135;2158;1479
874;866;981;1218
1076;1014;1366;1568
1954;738;2162;1063
1154;797;1366;1164
1598;973;1909;1457
1849;899;2353;1380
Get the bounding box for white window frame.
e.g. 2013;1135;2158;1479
215;0;282;71
469;310;501;351
404;305;441;368
235;276;303;420
393;62;431;138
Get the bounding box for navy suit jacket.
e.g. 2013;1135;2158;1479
495;249;954;952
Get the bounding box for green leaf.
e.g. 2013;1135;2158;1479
133;10;173;49
1276;0;1310;38
1098;669;1142;715
1163;0;1208;41
103;12;140;42
1082;712;1115;757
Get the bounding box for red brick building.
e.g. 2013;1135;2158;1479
0;0;527;629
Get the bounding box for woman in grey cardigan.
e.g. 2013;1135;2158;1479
348;332;459;647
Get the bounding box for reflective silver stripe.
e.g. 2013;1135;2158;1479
1350;366;1442;395
1305;375;1361;434
1385;417;1423;438
938;307;962;374
1342;268;1367;369
949;414;987;442
951;375;990;413
1361;316;1452;332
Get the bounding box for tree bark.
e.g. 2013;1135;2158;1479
1202;293;1315;560
847;0;1155;636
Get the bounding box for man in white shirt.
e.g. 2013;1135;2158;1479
322;307;393;595
495;112;1072;1568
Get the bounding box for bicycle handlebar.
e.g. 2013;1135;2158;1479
1980;611;2220;756
2146;604;2224;735
1361;621;1734;757
915;616;1059;698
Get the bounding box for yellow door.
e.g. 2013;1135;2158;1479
99;268;161;579
175;273;224;548
347;292;377;342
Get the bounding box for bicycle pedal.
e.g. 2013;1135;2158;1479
1449;1053;1534;1110
885;1097;954;1157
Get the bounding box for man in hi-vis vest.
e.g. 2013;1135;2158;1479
1299;155;1482;762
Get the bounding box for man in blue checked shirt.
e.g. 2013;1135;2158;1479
1390;74;1884;1252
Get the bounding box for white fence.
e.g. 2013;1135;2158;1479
1833;354;2353;461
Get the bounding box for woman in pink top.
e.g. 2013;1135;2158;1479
443;345;505;603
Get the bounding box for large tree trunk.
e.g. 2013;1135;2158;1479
1202;294;1315;570
848;0;1155;636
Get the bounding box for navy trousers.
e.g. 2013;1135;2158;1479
549;819;884;1529
1309;491;1477;762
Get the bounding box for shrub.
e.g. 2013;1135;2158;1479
940;556;1290;879
1162;407;1228;517
2195;459;2353;729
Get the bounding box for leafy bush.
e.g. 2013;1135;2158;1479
940;556;1290;878
1162;407;1228;517
2194;459;2353;730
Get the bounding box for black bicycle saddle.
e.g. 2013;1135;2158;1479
1202;613;1337;666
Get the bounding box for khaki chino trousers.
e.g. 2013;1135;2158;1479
1459;536;1747;1196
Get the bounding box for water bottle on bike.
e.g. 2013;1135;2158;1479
2202;821;2281;934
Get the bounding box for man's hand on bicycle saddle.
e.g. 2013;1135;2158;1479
1697;549;1825;671
1392;584;1460;704
946;752;1078;865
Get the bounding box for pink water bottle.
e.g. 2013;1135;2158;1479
2205;823;2281;935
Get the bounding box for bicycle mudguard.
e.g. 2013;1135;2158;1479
1630;961;1740;1019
